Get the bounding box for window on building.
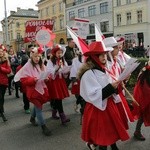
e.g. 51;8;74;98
126;0;131;4
11;31;13;40
75;0;83;5
53;19;56;31
46;7;49;16
16;22;20;28
116;0;121;6
89;23;95;34
100;2;108;14
40;9;43;18
88;5;96;17
137;10;142;23
100;21;109;32
127;12;131;24
17;33;21;39
52;5;56;14
69;11;75;20
59;2;63;12
117;14;121;26
78;8;85;18
60;17;64;29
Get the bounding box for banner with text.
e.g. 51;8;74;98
73;18;89;39
24;19;54;43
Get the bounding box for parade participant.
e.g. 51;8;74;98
64;38;76;87
70;50;84;113
14;47;51;136
0;46;11;122
46;45;70;124
8;48;20;97
103;37;134;129
132;61;150;141
78;41;130;150
115;37;131;68
15;54;30;114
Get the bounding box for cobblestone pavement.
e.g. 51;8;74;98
0;91;150;150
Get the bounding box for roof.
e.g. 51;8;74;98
10;8;38;18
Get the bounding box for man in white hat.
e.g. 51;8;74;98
115;37;131;68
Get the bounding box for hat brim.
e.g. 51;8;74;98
84;50;108;56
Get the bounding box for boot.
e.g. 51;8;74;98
52;110;59;119
99;146;107;150
59;112;70;125
15;92;20;98
30;116;38;126
134;131;145;141
1;113;7;122
110;143;119;150
41;124;51;136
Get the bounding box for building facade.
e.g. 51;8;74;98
66;0;114;43
1;7;38;51
0;31;3;44
113;0;150;48
37;0;67;44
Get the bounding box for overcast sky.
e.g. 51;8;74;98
0;0;39;30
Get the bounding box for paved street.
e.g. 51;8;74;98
0;91;150;150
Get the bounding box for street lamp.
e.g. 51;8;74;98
4;0;9;45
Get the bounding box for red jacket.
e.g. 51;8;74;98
0;60;11;86
21;77;49;109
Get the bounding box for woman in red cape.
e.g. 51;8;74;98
78;41;130;150
14;47;51;136
132;62;150;141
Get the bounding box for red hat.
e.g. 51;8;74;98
30;47;44;57
115;36;125;44
51;45;63;56
83;41;108;56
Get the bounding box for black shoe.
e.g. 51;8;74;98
99;146;107;150
41;125;51;136
134;131;146;141
1;113;7;122
30;116;38;126
9;91;12;95
16;93;20;98
110;143;119;150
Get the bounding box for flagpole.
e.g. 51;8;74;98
4;0;9;46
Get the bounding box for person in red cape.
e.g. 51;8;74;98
46;45;70;124
78;41;130;150
132;61;150;141
14;47;51;136
0;46;11;122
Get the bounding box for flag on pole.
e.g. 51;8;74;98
66;25;89;54
94;24;105;41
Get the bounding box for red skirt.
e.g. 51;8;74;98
81;98;130;146
47;76;69;100
133;81;150;126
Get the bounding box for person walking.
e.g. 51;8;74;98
64;39;76;87
0;46;11;122
46;45;70;124
14;47;51;136
132;61;150;141
78;41;130;150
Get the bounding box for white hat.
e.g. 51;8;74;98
106;47;114;52
103;37;118;47
115;36;125;44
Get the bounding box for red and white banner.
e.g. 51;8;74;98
24;19;54;43
73;18;89;39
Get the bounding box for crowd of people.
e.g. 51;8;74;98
0;35;150;150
